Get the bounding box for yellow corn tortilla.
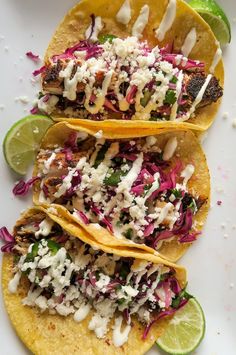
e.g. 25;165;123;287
33;122;210;262
44;0;224;131
2;206;186;355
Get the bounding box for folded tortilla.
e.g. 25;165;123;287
2;206;187;355
33;122;210;262
37;0;224;132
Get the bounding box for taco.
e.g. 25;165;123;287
35;0;224;132
1;206;188;354
33;122;210;262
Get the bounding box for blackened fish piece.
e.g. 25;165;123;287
186;73;223;107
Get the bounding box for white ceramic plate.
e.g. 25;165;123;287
0;1;235;354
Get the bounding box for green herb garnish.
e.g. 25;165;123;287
164;90;177;105
170;76;178;84
93;143;109;168
172;287;193;309
117;298;126;305
171;189;182;199
104;170;124;186
140;90;153;107
98;34;117;44
123;228;133;240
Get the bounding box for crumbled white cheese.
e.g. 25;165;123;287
35;295;48;312
95;274;110;292
146;136;157;146
222;112;229;120
15;95;29;104
232;119;236;128
94;130;103;139
88;314;109;338
122;285;139;297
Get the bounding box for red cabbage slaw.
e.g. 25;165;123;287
35;36;206;120
12;177;40;196
0;227;15;252
37;137;203;249
26;51;40;62
8;225;190;341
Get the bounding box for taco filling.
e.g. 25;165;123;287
36;36;223;121
1;211;189;346
35;133;207;251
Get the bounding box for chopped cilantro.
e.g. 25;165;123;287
25;241;40;262
47;240;61;255
123;228;133;240
104;169;127;186
98;34;117;44
140;90;153;107
164;90;177;105
93;143;109;168
172;288;193;309
38;91;44;99
116;220;122;228
170;76;178;84
171;189;182;199
120;264;130;279
117;298;125;305
189;199;197;213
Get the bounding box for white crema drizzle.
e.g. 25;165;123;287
116;0;131;25
209;43;222;73
181;28;197;57
155;0;176;42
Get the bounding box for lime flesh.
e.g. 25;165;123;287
157;298;205;355
3;115;53;175
188;0;231;45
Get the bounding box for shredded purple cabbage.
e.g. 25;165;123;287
13;177;40;196
26;51;39;62
51;37;104;62
0;227;15;252
173;208;193;235
126;85;137;104
161;53;205;71
179;231;200;243
77;210;89;225
152;230;173;248
104;99;119;112
64;132;78;152
170;278;182;294
30;106;39;115
33;65;46;77
142;297;189;339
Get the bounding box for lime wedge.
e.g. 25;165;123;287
3;115;53;175
157;298;205;355
188;0;231;45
